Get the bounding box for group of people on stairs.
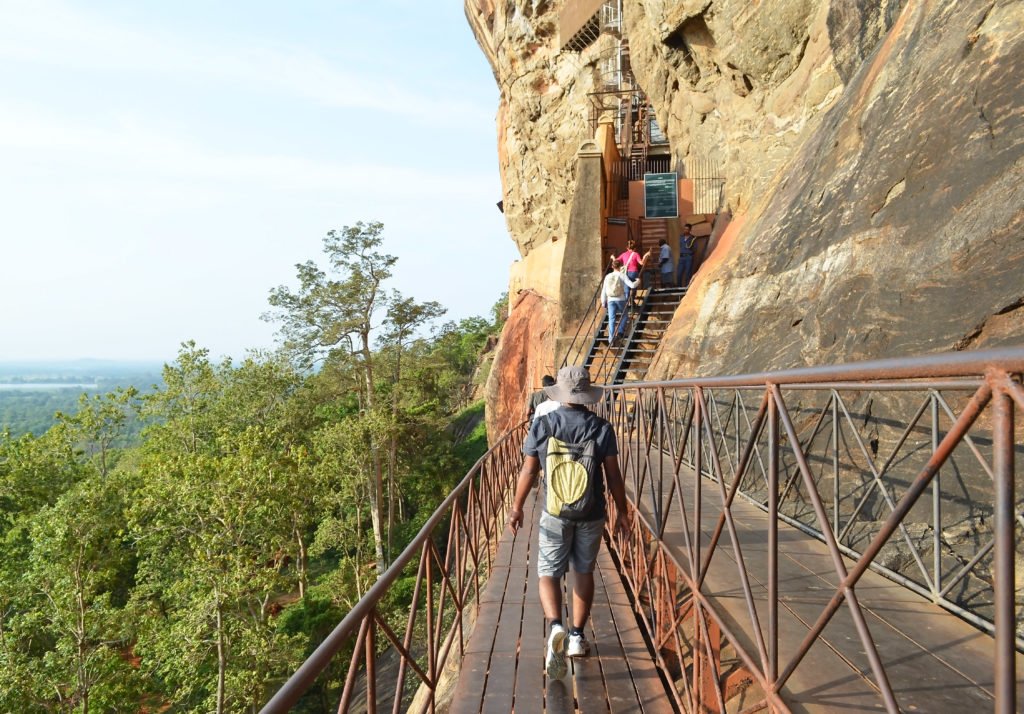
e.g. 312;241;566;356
599;225;697;348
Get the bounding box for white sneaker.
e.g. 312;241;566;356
567;632;590;657
545;624;567;679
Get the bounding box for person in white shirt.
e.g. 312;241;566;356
599;257;642;346
533;398;560;421
658;238;674;287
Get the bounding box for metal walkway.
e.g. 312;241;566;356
262;348;1024;714
448;490;672;713
623;450;1024;712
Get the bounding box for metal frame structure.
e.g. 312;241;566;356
264;348;1022;713
260;422;529;713
688;157;725;214
598;347;1024;713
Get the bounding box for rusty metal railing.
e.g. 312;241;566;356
598;347;1024;714
260;422;528;713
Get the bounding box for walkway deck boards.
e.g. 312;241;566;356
628;449;1024;712
445;447;1021;713
449;489;674;714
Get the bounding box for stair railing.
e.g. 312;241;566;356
609;283;655;383
558;274;608;369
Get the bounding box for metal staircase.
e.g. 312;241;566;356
607;286;686;382
565;284;687;386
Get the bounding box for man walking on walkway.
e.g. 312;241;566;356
526;375;555;419
507;366;629;680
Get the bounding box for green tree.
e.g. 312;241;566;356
56;387;139;478
266;223;446;577
379;294;446;559
0;424;141;713
131;346;305;713
266;223;395;577
21;477;140;712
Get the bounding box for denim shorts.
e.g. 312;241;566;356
537;511;604;578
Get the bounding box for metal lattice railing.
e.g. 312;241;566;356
264;348;1023;713
260;422;528;713
597;347;1024;714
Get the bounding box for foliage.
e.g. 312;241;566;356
0;222;506;712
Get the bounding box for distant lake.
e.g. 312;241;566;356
0;383;99;391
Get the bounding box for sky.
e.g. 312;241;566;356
0;0;517;362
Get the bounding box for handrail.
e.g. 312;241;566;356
605;345;1024;388
558;275;607;369
261;421;530;713
608;280;655;383
264;347;1024;713
596;346;1024;712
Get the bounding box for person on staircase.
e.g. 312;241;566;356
600;258;641;347
658;238;674;288
676;224;696;287
507;365;630;681
612;239;651;307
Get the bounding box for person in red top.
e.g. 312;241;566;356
612;240;651;305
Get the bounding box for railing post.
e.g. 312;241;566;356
767;385;779;692
365;617;377;714
992;385;1016;714
931;392;942;598
337;617;369;713
657;387;665;535
831;390;839;538
694;387;702;575
424;540;436;713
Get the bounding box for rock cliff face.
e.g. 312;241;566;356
624;0;903;211
483;290;559;437
654;0;1024;379
465;0;601;257
467;0;1024;435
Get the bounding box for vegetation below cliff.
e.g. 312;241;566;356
0;224;504;712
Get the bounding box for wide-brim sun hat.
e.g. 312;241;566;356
543;365;603;405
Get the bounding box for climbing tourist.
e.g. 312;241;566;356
506;365;629;680
676;224;696;287
527;375;555;419
658;238;674;287
600;258;640;347
614;239;651;305
533;393;560;421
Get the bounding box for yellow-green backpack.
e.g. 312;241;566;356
544;435;599;520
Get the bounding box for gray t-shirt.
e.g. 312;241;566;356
523;406;618;520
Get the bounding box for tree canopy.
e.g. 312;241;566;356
0;222;504;713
